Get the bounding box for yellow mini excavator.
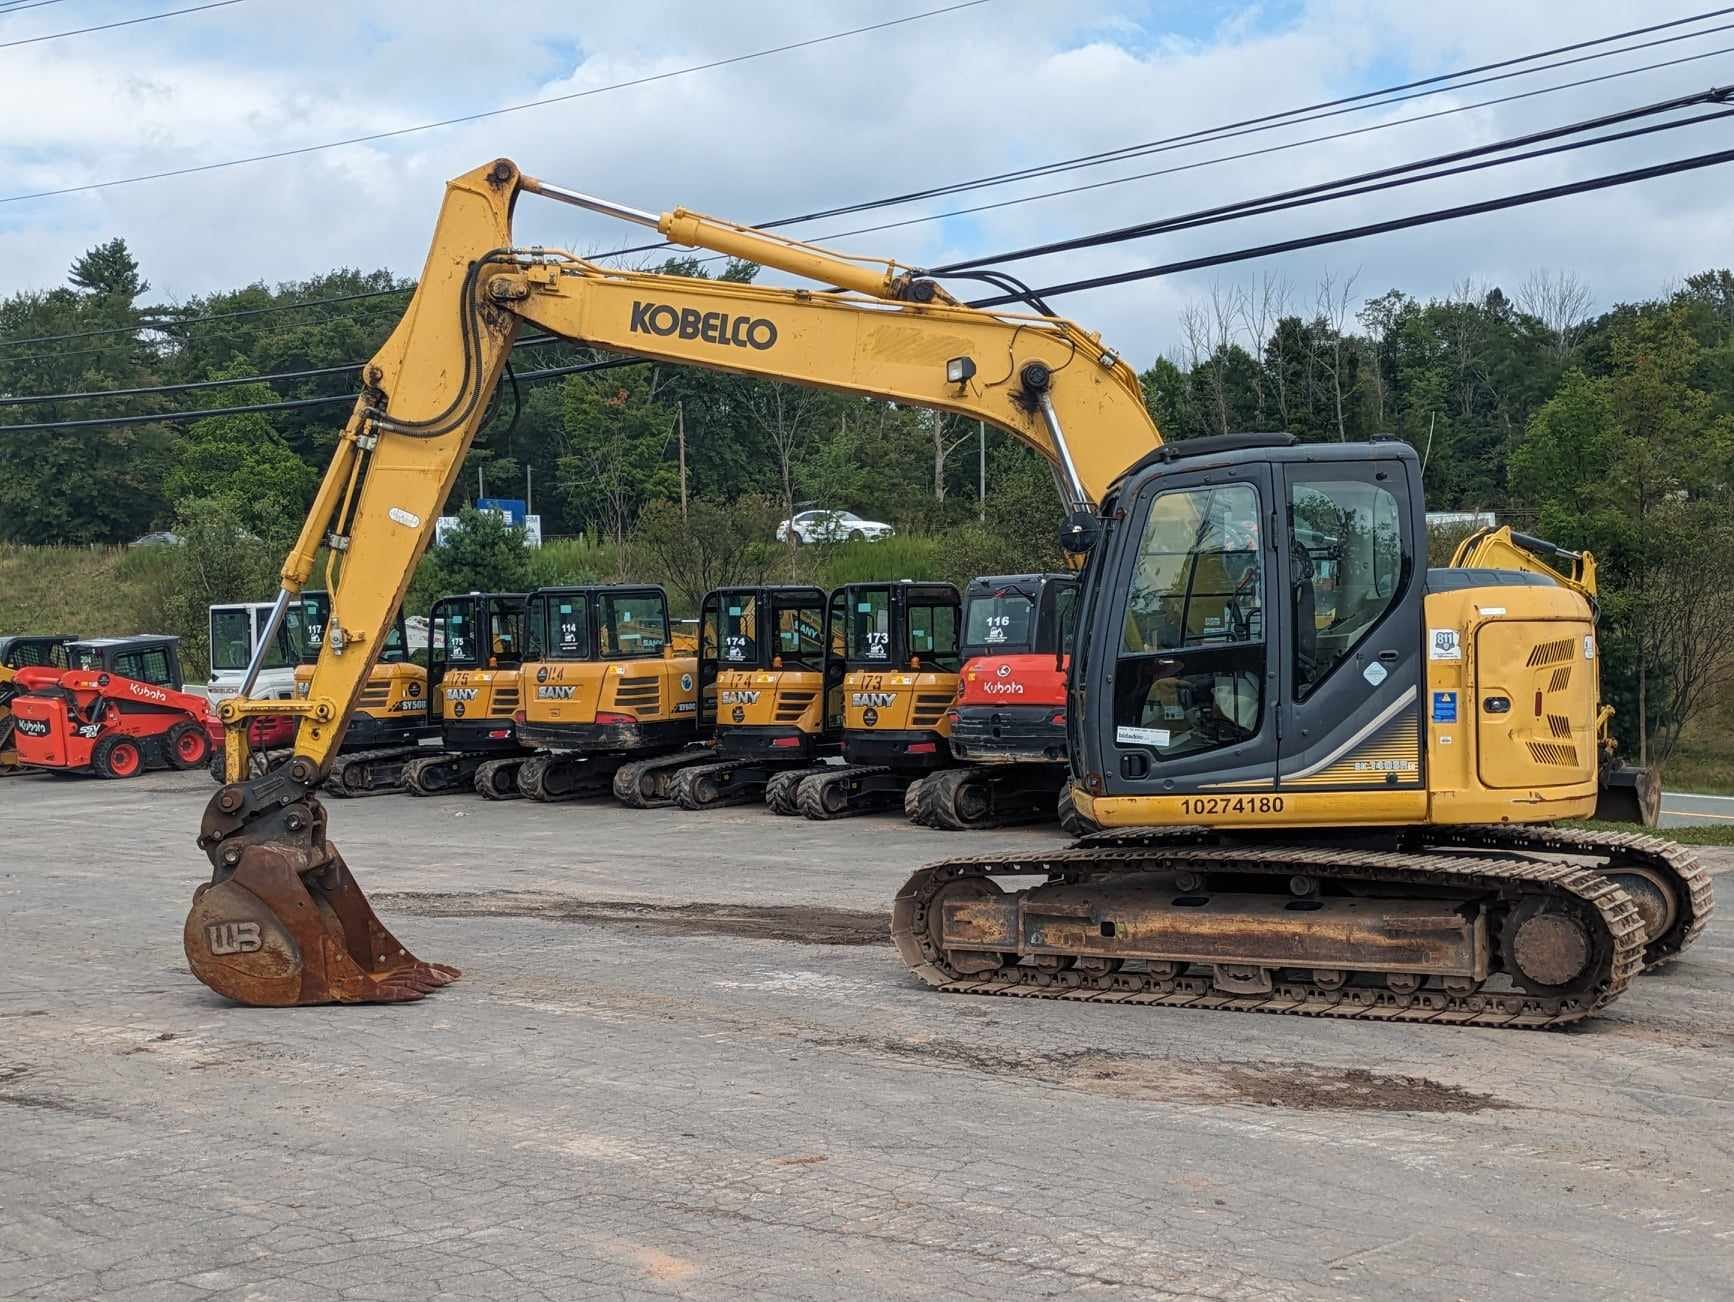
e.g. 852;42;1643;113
674;584;845;811
781;581;963;821
184;158;1707;1024
508;583;702;804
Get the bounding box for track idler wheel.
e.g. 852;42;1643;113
1500;897;1602;995
402;753;469;796
903;778;929;825
922;768;996;831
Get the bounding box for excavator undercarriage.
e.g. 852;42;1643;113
894;824;1710;1028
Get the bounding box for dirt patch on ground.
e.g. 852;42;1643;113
375;891;891;946
809;1035;1504;1114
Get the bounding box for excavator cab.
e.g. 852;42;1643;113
512;584;702;803
670;585;844;811
292;592;432;751
913;573;1079;830
783;580;961;821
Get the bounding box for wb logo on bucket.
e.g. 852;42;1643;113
206;921;263;955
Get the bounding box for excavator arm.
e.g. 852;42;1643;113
185;157;1160;1006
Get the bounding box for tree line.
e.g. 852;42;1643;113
2;241;1731;762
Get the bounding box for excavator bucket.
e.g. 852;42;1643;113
185;788;458;1006
1596;763;1662;827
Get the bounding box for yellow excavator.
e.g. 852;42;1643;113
509;583;703;804
184;158;1707;1025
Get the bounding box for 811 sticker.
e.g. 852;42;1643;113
1429;628;1463;661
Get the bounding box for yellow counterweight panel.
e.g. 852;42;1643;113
1422;586;1599;825
842;669;958;734
717;668;827;731
438;668;521;724
1078;788;1430;828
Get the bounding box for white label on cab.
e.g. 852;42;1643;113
1117;725;1170;748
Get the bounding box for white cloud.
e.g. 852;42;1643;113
2;0;1731;362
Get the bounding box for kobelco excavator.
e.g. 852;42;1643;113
185;158;1706;1026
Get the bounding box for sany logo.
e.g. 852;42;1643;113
721;690;760;705
852;691;895;708
446;687;479;701
536;685;576;701
127;682;170;704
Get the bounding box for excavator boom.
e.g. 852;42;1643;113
185;158;1160;1006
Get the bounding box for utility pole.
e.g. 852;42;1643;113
477;467;485;504
676;402;688;521
978;420;986;523
525;463;533;515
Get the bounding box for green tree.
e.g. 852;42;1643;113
408;507;532;612
556;373;679;544
68;238;149;302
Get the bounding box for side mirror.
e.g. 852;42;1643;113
1059;510;1101;555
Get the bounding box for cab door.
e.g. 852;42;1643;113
1276;459;1426;797
697;592;723;730
1087;464;1280;797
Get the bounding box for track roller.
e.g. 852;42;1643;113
474;756;527;800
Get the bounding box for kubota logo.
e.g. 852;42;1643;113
128;682;170;703
205;921;262;955
15;718;48;736
852;691;895;708
983;682;1025;695
629;300;778;351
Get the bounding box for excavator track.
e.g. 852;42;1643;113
892;829;1656;1029
796;764;911;821
1427;824;1712;966
612;747;713;809
903;777;930;825
766;765;829;815
322;745;429;798
669;757;797;811
516;751;619;803
402;750;496;796
473;756;528;801
916;766;1063;831
1055;785;1098;837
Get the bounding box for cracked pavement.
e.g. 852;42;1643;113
2;768;1732;1300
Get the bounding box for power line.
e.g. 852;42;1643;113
591;7;1734;260
0;357;646;434
7;11;1726;354
0;0;995;204
0;0;250;50
964;145;1734;307
608;43;1734;274
0;333;578;407
0;0;82;15
931;87;1734;273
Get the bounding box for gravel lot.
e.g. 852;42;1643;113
3;768;1731;1301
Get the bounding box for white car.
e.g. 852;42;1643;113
776;509;894;544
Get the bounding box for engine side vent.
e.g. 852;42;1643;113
1527;741;1580;767
1527;638;1576;667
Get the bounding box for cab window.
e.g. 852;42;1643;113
209;610;253;673
487;604;526;668
1052;584;1079;657
544;596;591;660
1289;477;1406;699
721;595;759;666
114;646;175;687
845;589;892;664
1115;483;1264;760
907;599;960;673
598;594;667;658
433;604;478;668
772;597;826;670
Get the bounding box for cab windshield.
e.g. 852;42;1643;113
845;589;893;664
538;593;593;660
719;594;761;667
964;591;1035;654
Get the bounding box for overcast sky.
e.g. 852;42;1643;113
3;0;1732;362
